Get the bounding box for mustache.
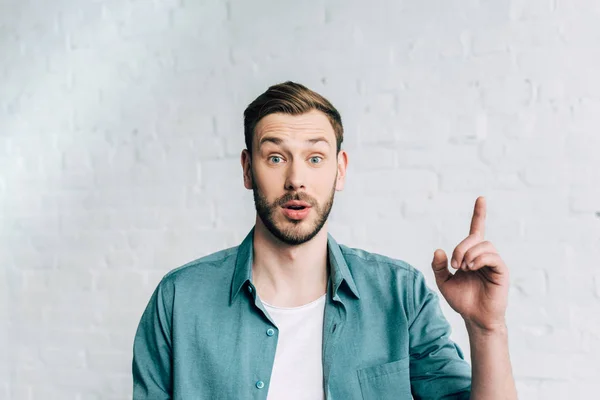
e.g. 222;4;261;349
278;193;314;206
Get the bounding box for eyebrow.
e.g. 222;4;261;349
258;136;331;149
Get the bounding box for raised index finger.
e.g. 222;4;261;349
469;196;487;238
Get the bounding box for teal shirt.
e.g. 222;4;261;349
132;227;472;399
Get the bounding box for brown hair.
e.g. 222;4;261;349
243;81;344;157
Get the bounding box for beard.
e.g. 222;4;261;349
251;171;337;246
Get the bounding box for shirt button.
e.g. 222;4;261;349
256;380;265;389
247;285;253;293
266;328;275;336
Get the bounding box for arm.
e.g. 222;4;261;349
132;278;173;399
408;270;472;400
430;196;517;399
466;321;517;400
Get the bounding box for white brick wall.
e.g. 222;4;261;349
2;0;599;398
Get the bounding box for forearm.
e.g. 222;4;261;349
466;321;517;400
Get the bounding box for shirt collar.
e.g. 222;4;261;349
230;226;360;305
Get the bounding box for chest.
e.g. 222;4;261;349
169;293;412;399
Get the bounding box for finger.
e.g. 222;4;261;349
462;241;497;270
431;249;452;288
468;253;506;275
469;196;487;239
451;234;481;271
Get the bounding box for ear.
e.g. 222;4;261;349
241;149;253;190
335;150;348;191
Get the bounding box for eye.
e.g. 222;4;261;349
269;156;283;164
309;156;323;164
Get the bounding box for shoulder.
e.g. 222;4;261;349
337;243;432;321
337;243;432;308
339;243;422;281
157;244;239;289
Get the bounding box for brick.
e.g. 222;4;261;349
355;169;438;196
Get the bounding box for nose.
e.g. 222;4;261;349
284;159;306;191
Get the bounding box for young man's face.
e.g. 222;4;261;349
242;110;347;246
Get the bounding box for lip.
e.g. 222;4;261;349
282;200;311;208
281;205;312;220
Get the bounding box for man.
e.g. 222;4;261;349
132;81;517;399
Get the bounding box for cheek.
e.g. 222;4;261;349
314;176;337;198
255;179;282;205
254;168;281;189
319;168;338;186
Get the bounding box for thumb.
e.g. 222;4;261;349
431;249;452;288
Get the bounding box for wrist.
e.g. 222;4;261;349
464;318;508;336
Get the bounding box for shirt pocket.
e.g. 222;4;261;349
356;356;412;400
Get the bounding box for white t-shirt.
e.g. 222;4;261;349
262;294;327;400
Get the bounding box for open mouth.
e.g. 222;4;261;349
281;204;311;220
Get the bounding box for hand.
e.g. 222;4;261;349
431;196;510;332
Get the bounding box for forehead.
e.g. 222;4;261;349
254;110;335;145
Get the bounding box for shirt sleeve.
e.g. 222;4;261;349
132;277;174;399
408;269;472;400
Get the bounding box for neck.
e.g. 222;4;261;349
252;218;329;308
